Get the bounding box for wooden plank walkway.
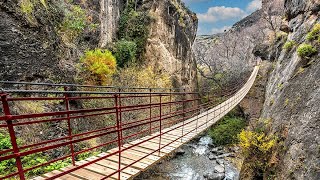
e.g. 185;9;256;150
35;67;259;180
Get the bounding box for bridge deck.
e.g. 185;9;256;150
32;66;258;180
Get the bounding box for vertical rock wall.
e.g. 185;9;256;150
99;0;121;47
142;0;198;91
258;0;320;179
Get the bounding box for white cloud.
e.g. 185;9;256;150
246;0;262;12
197;6;247;23
211;26;231;34
182;0;210;3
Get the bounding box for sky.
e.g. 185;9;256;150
182;0;262;35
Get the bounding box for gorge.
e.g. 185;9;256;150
0;0;319;179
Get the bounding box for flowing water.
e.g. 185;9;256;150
134;136;240;180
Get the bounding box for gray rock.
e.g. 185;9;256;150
280;24;290;33
216;151;224;155
285;0;319;19
228;146;240;153
217;159;225;166
217;153;235;158
208;143;215;148
233;147;240;152
203;173;225;180
175;148;185;155
214;165;225;173
211;147;219;153
217;146;223;151
208;154;218;160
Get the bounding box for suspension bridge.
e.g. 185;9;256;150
0;66;259;180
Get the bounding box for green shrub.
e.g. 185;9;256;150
20;0;34;15
208;115;246;146
283;41;296;51
59;5;96;42
118;4;152;58
276;31;288;41
214;73;223;80
80;49;117;85
62;5;86;32
306;24;320;42
114;40;137;67
0;132;70;178
297;43;317;58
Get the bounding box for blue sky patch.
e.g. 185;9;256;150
182;0;262;35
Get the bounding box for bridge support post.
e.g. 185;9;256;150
118;88;123;146
63;87;76;166
158;94;162;155
149;89;152;135
206;107;209;128
208;91;210;108
1;93;26;180
207;91;210;127
115;94;122;180
169;89;172;113
181;89;186;142
196;101;199;133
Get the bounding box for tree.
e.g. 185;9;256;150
194;20;266;95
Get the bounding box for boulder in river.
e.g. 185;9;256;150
217;153;235;158
216;151;224;155
214;165;225;173
217;159;224;166
211;147;219;153
175;148;185;155
208;154;218;160
203;172;225;180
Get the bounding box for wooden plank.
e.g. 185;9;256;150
140;136;182;148
31;177;46;180
142;138;180;150
97;153;149;170
85;156;140;176
62;166;106;180
42;170;80;180
121;145;164;159
125;142;171;154
124;140;167;155
160;134;183;142
107;149;156;164
129;141;175;153
76;160;120;179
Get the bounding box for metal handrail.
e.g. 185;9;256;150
0;66;259;180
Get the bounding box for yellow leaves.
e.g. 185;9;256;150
16;101;45;114
238;130;254;149
20;0;33;15
115;66;172;89
80;49;117;85
238;130;277;155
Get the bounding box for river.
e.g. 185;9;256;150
134;135;240;180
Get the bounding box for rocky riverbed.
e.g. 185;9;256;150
134;136;240;180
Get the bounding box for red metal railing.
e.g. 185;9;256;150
0;66;258;180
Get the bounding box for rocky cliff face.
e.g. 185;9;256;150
0;0;65;81
258;0;320;179
142;0;198;91
0;0;101;82
192;0;319;178
0;0;198;91
99;0;121;47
